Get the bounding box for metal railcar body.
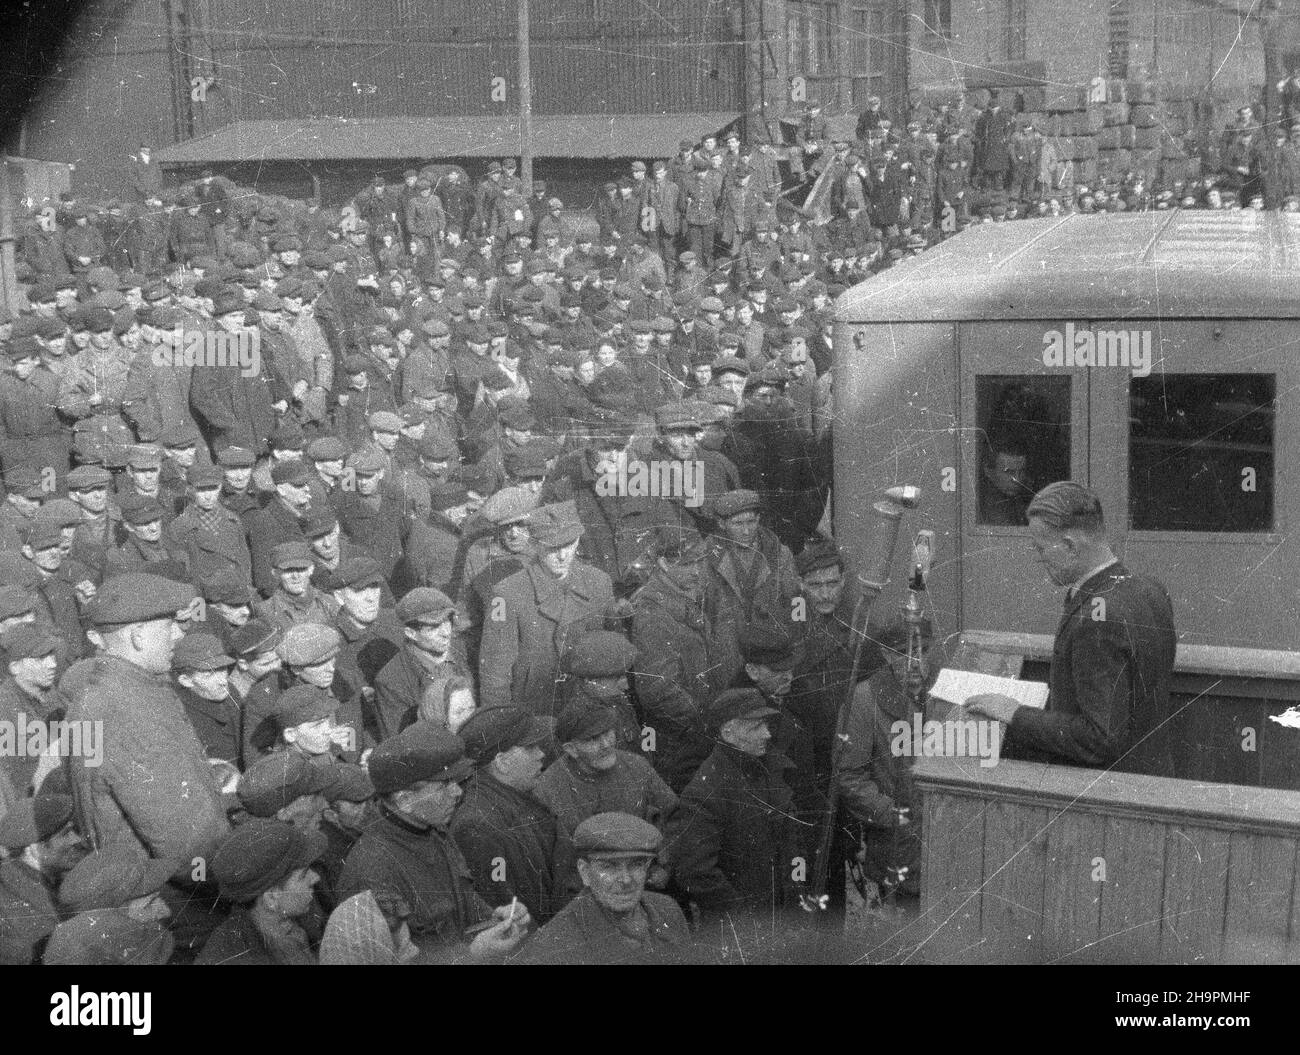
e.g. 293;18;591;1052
833;210;1300;789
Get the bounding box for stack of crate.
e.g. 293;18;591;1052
1015;77;1187;189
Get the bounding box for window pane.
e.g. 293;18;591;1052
1129;374;1275;532
976;376;1072;527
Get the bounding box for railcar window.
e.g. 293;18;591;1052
975;376;1071;527
1129;374;1275;532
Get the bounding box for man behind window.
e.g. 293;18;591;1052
966;481;1178;777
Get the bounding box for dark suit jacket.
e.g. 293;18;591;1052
1007;562;1177;777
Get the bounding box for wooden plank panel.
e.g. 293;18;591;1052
1222;833;1299;962
1097;817;1165;962
1159;826;1231;963
916;792;986;963
980;801;1049;962
1041;810;1105;962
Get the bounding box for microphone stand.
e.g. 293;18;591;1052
803;486;919;913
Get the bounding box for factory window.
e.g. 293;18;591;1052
787;2;840;78
1129;374;1275;533
1004;0;1027;61
975;376;1072;527
924;0;951;38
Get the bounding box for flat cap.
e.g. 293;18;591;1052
714;489;761;518
201;571;253;607
573;812;662;859
43;910;174;966
187;464;224;489
368;410;404;434
708;687;780;729
122;499;165;527
0;788;74;849
302;510;339;539
346;450;385;475
212;819;328;903
238;751;332;817
368;721;474;793
19;519;63;549
66;465;112;491
304;436;347;462
654;401;704;431
86;573;196;628
60;847;177;912
562;631;637;679
272;540;314;570
738;620;801;670
278;622;341;666
229;617;281;658
336;555;385;590
217;445;256;468
273;683;338;729
172;632;235;672
479;486;538;527
458;705;552;765
270;459;310;486
528;500;584;548
554;697;618;745
795;536;845;577
396;587;456;626
0;623;59;661
269;424;305;451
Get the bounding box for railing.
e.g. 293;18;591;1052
910;756;1300;963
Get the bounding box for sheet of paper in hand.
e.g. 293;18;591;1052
928;669;1049;710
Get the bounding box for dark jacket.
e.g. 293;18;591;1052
176;684;243;768
1006;561;1178;777
665;743;810;916
372;642;470;744
338;803;493;955
450;770;574;924
478;559;614;714
511;889;692;965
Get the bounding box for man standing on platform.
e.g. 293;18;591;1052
966;482;1177;777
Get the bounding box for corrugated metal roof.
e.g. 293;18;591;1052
836;211;1300;322
156;113;741;164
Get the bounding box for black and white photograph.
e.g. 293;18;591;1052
0;0;1292;1006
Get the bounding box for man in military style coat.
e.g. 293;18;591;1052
968;481;1178;777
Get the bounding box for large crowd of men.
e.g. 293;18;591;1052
0;111;953;966
0;85;1214;964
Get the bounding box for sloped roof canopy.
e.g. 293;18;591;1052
156;113;741;164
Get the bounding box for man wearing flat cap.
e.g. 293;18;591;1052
172;631;241;767
330;555;404;706
61;572;230;949
245;459;313;595
512;811;691;965
373;587;471;744
450;706;571;924
534;697;676;844
664;687;811;929
479;501;616;714
171;462;253;585
0;787;84;964
256;540;340;632
337;448;408;580
630;523;741;792
196;819;325;964
105;496;190;576
456;486;537;671
536;430;672;596
339;722;531;960
706;488;800;641
0;624;63;798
